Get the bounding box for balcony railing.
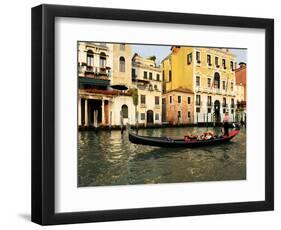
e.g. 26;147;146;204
195;86;201;92
79;65;111;78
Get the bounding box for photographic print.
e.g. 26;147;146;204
77;42;247;187
31;5;274;224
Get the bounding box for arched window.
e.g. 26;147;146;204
86;50;94;66
214;72;220;89
119;56;125;72
100;52;106;68
121;104;128;118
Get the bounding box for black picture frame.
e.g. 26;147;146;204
31;4;274;225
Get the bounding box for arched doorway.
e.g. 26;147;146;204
214;100;221;123
147;110;154;124
121;104;128;119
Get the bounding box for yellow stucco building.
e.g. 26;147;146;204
162;46;237;124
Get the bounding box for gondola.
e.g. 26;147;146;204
128;129;240;148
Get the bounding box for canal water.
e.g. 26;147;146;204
78;127;246;187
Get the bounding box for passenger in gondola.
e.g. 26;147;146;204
204;131;214;140
223;111;230;136
184;136;190;143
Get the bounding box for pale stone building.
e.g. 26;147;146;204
78;42;135;128
132;54;162;126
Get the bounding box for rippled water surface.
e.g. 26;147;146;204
78;127;246;187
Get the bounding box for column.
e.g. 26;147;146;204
78;97;81;126
84;99;88;126
101;99;105;124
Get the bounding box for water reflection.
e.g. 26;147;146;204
78;127;246;187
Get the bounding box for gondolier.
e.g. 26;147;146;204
223;111;230;136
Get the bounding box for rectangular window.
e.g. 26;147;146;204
162;71;165;81
155;96;160;105
149;72;153;80
222;81;226;90
196;95;201;105
231;98;234;108
207;54;212;66
187;53;192;64
230;61;234;71
144;71;147;79
100;57;106;68
141;95;146;104
168;70;172;82
208;108;211;113
178;96;181;103
215;56;219;67
156;74;160;81
223;108;226;113
141;113;145;120
187;97;191;104
231;82;234;91
207;96;212;106
196;107;200;113
196;76;200;87
86;55;93;66
162;98;165;105
188;111;191;118
222;59;226;69
178;111;181;118
132;68;136;79
155;113;159;120
223;97;226;106
196;51;201;63
169;96;172;104
207;78;211;88
231;109;234;114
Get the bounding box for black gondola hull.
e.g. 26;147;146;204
129;130;240;148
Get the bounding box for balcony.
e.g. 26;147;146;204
205;87;212;94
79;65;111;78
195;86;202;92
213;88;222;95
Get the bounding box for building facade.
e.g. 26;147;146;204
162;46;238;124
162;87;194;125
132;54;162;126
235;62;247;123
78;42;135;128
